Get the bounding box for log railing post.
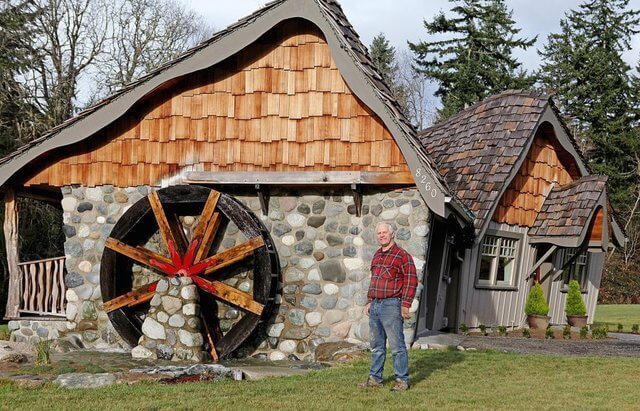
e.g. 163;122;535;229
4;187;20;319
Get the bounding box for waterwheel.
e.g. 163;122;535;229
100;185;278;360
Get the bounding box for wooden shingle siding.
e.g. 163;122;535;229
25;21;407;188
493;135;576;227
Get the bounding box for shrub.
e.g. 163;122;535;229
0;329;9;341
565;280;586;316
479;324;488;336
592;325;608;339
459;323;468;335
522;328;531;338
496;325;507;336
632;324;639;334
545;328;555;339
580;326;589;339
525;282;549;316
562;325;572;339
617;323;624;332
35;340;51;366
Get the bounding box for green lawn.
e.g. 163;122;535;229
2;350;640;410
0;324;8;340
594;304;640;331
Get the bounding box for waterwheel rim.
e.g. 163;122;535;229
99;185;278;359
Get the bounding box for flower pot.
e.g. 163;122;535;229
526;314;550;329
567;315;588;328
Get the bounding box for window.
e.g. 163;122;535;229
559;248;588;290
478;235;519;287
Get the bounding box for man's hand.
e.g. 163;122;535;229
364;303;371;316
401;306;411;319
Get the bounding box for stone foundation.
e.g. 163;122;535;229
132;277;206;362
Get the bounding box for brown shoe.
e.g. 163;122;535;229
390;379;409;392
357;376;383;388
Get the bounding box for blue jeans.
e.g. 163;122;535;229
369;297;409;383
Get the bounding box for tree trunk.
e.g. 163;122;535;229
4;187;20;319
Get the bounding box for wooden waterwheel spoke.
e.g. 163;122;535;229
167;212;189;254
103;282;158;313
192;190;222;263
105;237;172;272
193;276;264;315
149;191;186;254
199;236;265;277
200;314;219;362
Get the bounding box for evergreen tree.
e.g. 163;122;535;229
409;0;536;119
538;0;639;210
0;0;41;154
369;33;397;88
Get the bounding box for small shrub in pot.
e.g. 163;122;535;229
525;282;550;329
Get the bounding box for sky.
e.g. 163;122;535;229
180;0;640;72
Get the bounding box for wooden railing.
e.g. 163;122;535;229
17;256;67;317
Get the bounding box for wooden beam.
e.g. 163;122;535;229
3;187;21;319
527;245;557;278
105;237;172;269
195;212;222;263
184;171;415;185
192;190;222;263
200;237;265;277
148;191;185;253
256;184;269;215
193;276;264;315
351;183;362;217
103;282;157;313
200;314;219;362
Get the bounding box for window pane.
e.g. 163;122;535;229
482;236;498;256
479;256;493;281
497;256;514;283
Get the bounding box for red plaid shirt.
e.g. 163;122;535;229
367;243;418;308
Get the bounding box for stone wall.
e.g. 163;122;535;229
11;185;431;360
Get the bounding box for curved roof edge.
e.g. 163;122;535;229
0;0;469;221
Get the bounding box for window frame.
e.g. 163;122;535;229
557;248;589;293
474;230;522;291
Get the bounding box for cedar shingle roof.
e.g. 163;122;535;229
0;0;451;199
418;90;549;234
529;175;607;238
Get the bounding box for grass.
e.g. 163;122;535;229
594;304;640;331
0;324;8;340
2;350;640;410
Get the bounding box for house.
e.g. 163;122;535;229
0;0;470;360
0;0;622;360
416;91;624;334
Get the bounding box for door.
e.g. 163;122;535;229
417;217;455;335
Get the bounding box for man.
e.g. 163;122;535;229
358;221;418;392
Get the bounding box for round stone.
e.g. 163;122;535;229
157;311;169;323
141;317;166;340
62;197;78;212
288;309;305;326
65;272;84;288
156;279;169;293
312;200;326;214
302;283;322;295
77;202;93;212
85;187;103;201
294;241;314;255
340;284;357;298
343;258;364;271
308;269;321;281
323;284;339;295
326;234;343;246
399;204;412;215
180;285;198;300
414;225;429;237
314;240;328;250
65;302;78;321
267;323;285;337
269;351;286;361
320;297;338;310
353;237;364;246
284;267;304;282
307;216;326;228
78;225;90;238
161;296;182;314
168;314;186;328
150;294;162;307
299;258;315;269
131;345;154;359
305;312;322;326
178;329;203;347
114;191;129;203
279;340;297;353
273;223;292;237
300;296;317;309
332;321;351;338
380;209;398;220
238;281;251;292
78;261;92;273
282;235;295;246
183;303;198;316
286;213;306;227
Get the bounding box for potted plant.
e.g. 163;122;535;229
525;282;550;329
565;279;587;327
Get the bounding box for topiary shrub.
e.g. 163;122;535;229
565;280;586;316
522;328;531;338
525;282;549;316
